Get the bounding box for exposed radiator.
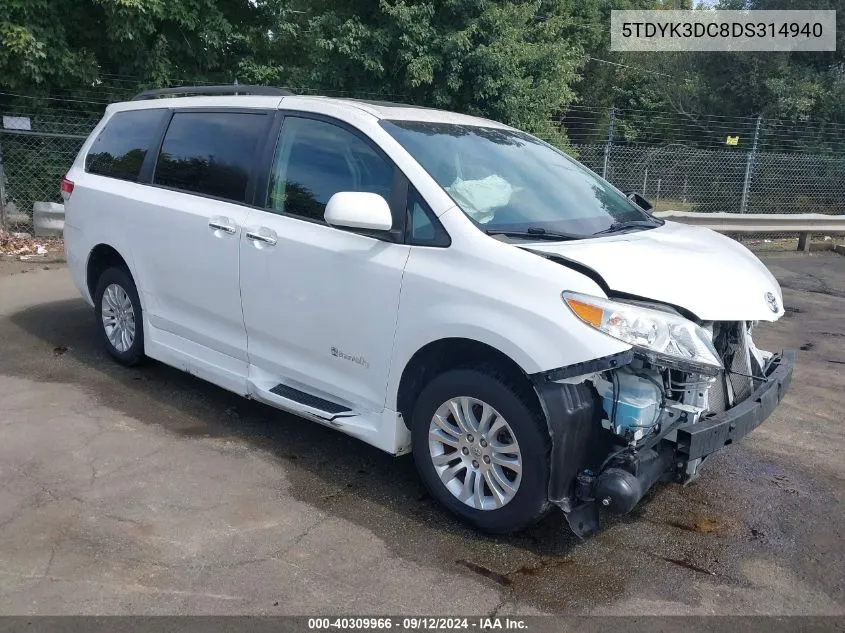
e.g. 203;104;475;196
706;322;754;415
708;374;728;414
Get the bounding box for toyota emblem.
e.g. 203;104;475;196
765;292;779;313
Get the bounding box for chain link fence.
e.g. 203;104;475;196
568;105;845;250
571;144;845;249
575;144;845;216
1;103;844;251
1;109;93;239
0;131;86;229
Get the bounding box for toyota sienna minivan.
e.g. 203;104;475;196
62;85;795;536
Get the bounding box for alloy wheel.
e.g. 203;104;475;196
101;283;136;353
428;396;523;510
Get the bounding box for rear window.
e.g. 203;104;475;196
85;109;167;181
153;111;268;204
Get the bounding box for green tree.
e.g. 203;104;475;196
241;0;598;146
1;0;266;101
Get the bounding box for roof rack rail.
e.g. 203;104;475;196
131;85;294;101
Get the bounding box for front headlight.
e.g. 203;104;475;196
562;291;723;374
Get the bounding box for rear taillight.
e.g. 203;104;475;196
60;177;74;200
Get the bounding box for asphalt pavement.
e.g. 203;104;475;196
0;253;842;615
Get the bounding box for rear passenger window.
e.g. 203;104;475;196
154;111;267;204
85;109;167;181
267;117;393;221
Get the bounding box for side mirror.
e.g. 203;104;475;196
626;192;653;212
324;192;393;232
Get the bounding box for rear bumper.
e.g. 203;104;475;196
676;349;796;462
62;223;93;306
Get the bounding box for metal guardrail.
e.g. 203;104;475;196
654;211;845;251
654;210;845;232
32;202;64;237
13;205;845;252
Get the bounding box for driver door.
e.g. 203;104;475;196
239;114;410;414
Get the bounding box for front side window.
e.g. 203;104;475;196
381;120;655;238
154;111;268;204
407;189;449;247
267;117;393;222
85;108;167;181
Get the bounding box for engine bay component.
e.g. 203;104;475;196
534;316;794;539
594;448;674;515
594;368;663;441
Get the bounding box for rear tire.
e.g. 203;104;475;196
94;266;144;366
411;368;551;533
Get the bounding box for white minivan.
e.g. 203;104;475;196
63;85;794;536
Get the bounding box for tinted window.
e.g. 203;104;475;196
268;117;393;221
85;109;167;181
154;112;267;203
407;190;450;247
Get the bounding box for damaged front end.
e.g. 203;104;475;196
533;295;796;538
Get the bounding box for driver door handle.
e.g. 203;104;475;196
246;228;278;247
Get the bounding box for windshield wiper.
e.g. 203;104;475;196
486;227;583;241
592;220;660;236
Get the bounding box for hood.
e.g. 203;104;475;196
526;221;784;322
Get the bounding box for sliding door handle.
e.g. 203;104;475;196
208;217;237;235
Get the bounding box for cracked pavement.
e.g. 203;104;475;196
0;253;842;615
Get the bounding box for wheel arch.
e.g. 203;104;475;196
395;337;543;430
86;244;133;303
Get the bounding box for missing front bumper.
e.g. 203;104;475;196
536;349;796;538
676;349;795;462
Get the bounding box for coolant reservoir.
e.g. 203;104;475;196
594;370;662;441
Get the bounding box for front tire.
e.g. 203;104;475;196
411;368;551;533
94;266;144;366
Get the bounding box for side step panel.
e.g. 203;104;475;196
246;369;411;454
269;383;352;417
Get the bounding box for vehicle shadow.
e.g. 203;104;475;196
3;297;589;593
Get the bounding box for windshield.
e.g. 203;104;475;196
381;120;654;238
